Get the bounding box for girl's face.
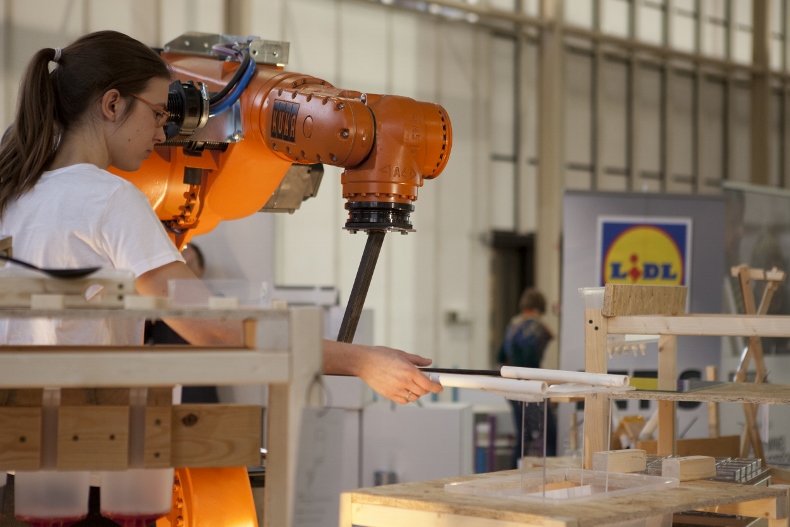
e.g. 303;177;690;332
107;77;169;172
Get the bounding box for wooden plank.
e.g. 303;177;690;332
696;496;785;519
602;284;687;316
607;314;790;337
730;266;786;282
170;404;262;468
0;350;290;388
637;436;741;458
144;406;171;468
265;307;323;527
592;449;646;473
57;406;129;470
618;383;790;404
662;456;717;481
0;407;41;470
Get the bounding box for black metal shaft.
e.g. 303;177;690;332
337;230;386;343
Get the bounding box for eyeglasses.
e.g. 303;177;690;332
131;94;171;128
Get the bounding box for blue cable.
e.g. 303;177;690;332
209;51;257;117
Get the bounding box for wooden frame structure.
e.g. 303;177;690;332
583;283;790;467
340;283;790;527
0;302;323;527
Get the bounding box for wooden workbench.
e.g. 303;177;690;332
340;470;790;526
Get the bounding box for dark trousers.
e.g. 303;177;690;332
508;399;557;469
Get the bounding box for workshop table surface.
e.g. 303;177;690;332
340;469;790;527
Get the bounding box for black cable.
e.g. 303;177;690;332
209;49;251;105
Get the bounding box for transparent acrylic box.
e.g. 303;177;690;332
444;468;678;505
168;279;270;308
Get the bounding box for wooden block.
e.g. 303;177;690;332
637;435;741;458
144;406;172;468
602;284;687;316
662;455;717;481
0;407;41;470
592;449;646;473
171;404;262;468
30;294;65;309
208;296;240;309
124;295;169;310
57;406;129;470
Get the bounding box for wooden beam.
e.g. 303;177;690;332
583;309;609;468
657;335;677;456
0;350;290;388
607;314;790;337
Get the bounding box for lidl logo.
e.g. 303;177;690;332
598;218;691;286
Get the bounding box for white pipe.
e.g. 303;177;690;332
426;373;547;395
501;366;630;387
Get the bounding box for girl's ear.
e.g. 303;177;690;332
99;89;124;122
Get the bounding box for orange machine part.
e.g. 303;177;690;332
156;467;257;527
113;51;453;246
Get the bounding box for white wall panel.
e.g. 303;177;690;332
667;71;694;193
600;57;628;191
731;81;751;181
86;0;159;44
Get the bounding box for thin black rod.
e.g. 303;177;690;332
337;230;386;343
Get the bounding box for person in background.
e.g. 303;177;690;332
496;288;556;468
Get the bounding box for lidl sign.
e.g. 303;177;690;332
597;217;692;287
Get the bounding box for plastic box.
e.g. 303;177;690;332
14;471;91;524
444;468;678;504
168;279;269;308
100;468;174;526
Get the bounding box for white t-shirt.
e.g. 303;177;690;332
0;163;184;345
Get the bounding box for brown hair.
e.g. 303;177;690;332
0;30;171;216
518;288;546;314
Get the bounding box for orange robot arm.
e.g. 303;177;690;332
115;33;452;248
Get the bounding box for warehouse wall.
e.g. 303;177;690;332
0;0;515;372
